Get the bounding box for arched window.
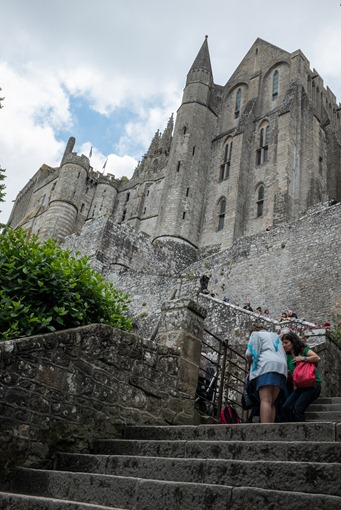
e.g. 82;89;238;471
256;186;264;217
217;198;226;231
235;89;242;118
219;140;233;181
256;124;270;165
272;70;279;100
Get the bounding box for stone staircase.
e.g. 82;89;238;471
1;398;340;510
306;397;341;422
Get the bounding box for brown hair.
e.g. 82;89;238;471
249;321;266;334
281;331;306;356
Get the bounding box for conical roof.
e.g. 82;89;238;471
189;35;212;74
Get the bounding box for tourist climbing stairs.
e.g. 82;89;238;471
1;412;341;510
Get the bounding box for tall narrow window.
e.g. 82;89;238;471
219;141;233;181
177;161;181;172
235;89;242;118
256;186;264;217
217;198;226;231
272;70;279;100
256;125;270;165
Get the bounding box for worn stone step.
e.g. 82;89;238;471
316;397;341;404
0;491;123;509
9;468;341;510
306;411;341;422
93;439;341;463
53;454;341;496
308;403;341;412
123;422;340;442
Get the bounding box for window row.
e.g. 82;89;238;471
219;123;269;179
217;185;264;231
232;69;279;119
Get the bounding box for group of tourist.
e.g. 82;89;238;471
245;322;321;423
242;303;298;322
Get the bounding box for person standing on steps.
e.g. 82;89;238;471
245;322;288;423
281;332;321;422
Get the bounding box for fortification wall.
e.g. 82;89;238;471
63;217;197;276
182;202;341;324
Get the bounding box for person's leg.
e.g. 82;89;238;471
292;384;321;422
281;388;301;422
259;385;280;423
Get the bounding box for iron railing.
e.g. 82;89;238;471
195;328;249;421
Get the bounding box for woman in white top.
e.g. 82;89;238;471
246;322;288;423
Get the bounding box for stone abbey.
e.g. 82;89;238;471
7;37;341;322
9;37;341;250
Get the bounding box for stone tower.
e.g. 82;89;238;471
154;37;217;252
39;138;90;242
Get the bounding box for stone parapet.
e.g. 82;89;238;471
0;308;206;485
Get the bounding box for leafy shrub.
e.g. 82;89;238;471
331;322;341;343
0;228;132;340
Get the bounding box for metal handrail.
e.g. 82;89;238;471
195;328;248;421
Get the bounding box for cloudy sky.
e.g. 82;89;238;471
1;0;341;224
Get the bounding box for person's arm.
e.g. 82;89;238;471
293;349;320;364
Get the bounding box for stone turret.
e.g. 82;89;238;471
39;144;90;242
90;173;119;219
154;37;217;251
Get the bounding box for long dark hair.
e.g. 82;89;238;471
282;331;306;356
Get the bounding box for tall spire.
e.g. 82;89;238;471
160;114;174;154
189;35;212;75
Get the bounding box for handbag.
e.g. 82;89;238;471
293;361;316;388
242;375;258;410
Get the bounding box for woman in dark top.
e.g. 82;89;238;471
281;332;321;422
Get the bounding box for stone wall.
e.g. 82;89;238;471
63;218;197;277
0;299;205;486
180;202;341;324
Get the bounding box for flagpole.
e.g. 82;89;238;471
102;158;108;174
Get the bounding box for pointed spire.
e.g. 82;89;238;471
189;35;212;75
160;114;174;153
147;129;161;157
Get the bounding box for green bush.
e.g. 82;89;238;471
0;228;132;340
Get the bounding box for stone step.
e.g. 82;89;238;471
308;403;341;412
93;439;341;463
50;454;341;496
10;468;341;510
123;422;340;442
0;491;123;509
316;397;341;404
306;411;341;422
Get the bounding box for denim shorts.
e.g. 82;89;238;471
255;372;286;391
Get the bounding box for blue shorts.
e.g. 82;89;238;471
255;372;286;391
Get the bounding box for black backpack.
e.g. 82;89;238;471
220;405;241;424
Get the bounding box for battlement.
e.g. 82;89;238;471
62;152;90;171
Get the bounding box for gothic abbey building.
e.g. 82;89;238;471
9;37;341;254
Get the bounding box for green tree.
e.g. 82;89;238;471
0;228;132;340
